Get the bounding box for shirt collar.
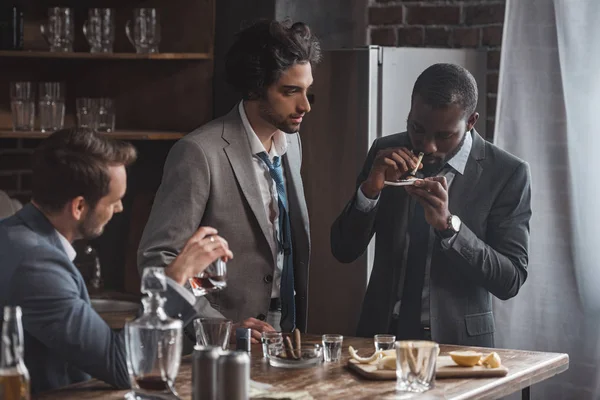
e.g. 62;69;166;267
238;101;288;160
55;229;77;262
445;129;473;176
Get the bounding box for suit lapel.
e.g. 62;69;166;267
282;134;310;253
449;130;485;214
222;109;278;259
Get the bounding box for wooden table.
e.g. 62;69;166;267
34;335;568;400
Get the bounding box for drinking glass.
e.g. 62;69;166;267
193;318;232;350
96;98;115;132
10;82;34;131
76;98;97;129
125;8;160;54
189;258;227;297
374;334;396;351
322;334;343;362
83;8;115;53
395;340;439;393
40;7;74;52
261;331;283;359
38;82;65;132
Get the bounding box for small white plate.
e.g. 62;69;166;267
384;179;420;187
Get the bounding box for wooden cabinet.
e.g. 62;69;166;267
0;0;216;139
0;0;217;294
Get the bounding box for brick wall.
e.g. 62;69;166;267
0;139;37;203
367;0;505;141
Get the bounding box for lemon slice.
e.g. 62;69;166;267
348;346;381;364
481;352;502;368
377;355;397;370
449;350;483;367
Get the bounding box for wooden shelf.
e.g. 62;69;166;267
0;50;212;60
0;130;185;140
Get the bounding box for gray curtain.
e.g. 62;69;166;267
494;0;600;398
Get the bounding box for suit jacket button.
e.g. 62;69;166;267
264;274;273;283
257;314;266;321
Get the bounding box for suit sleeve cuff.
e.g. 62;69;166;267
440;232;459;249
166;276;196;306
355;187;379;212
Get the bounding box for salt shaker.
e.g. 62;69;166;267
217;351;250;400
192;345;220;400
235;327;251;353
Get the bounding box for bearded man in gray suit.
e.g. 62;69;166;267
332;64;532;347
138;20;321;340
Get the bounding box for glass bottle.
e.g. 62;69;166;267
125;268;183;400
0;306;30;400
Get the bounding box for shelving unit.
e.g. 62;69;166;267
0;50;213;60
0;129;185;140
0;0;217;294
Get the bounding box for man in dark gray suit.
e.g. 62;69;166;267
0;129;232;394
331;64;531;347
138;20;320;339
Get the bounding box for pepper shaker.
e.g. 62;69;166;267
236;327;251;353
217;350;250;400
192;345;220;400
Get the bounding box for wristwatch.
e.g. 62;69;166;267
438;214;461;239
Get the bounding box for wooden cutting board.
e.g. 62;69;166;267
347;356;508;380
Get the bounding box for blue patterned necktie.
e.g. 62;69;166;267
257;152;296;332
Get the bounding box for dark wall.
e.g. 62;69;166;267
276;0;367;49
212;0;276;118
213;0;367;118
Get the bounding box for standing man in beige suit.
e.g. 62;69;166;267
138;20;321;341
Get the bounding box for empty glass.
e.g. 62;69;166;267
125;8;160;54
374;334;396;351
38;82;65;132
76;98;97;129
40;7;74;52
322;334;343;362
261;331;283;359
189;258;227;297
395;340;439;393
96;98;115;132
10;82;34;131
83;8;115;53
193;318;232;350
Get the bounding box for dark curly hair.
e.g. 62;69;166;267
225;19;322;100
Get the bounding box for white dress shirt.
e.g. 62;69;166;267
239;101;287;299
55;230;77;262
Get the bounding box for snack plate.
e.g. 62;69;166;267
384;179;419;187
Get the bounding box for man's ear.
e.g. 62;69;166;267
467;112;479;131
68;196;87;221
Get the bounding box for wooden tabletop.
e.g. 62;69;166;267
34;335;568;400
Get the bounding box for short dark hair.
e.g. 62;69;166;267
32;128;137;213
225;19;321;100
411;63;478;117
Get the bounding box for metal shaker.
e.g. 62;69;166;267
217;350;250;400
236;327;251;353
192;345;220;400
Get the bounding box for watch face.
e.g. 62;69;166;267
450;215;461;231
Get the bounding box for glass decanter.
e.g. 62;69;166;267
0;306;30;400
125;267;183;400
